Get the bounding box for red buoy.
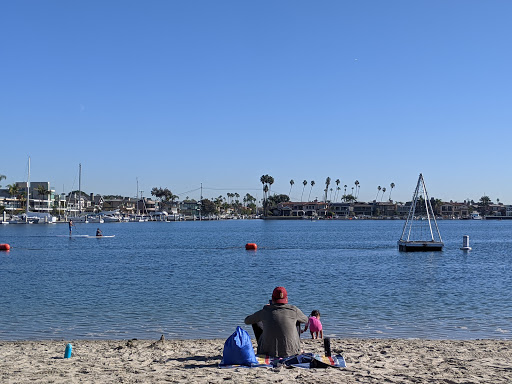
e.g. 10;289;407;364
0;244;11;251
245;243;257;250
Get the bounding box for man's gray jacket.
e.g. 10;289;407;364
245;304;308;357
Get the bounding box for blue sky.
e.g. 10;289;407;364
1;1;511;204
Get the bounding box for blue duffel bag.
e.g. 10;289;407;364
220;326;258;366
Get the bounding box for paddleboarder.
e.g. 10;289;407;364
68;220;74;236
96;228;103;237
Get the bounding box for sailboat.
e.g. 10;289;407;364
398;173;444;252
66;163;89;222
19;157;57;224
9;157;38;224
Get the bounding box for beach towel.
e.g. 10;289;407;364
219;327;258;366
219;353;346;369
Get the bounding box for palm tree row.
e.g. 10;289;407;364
263;176;397;205
375;182;396;202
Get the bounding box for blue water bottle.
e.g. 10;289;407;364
64;343;72;358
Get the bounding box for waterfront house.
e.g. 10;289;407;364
439;201;470;219
275;201;328;217
102;197;137;213
351;202;373;217
179;200;200;218
372;201;398;217
330;202;352;217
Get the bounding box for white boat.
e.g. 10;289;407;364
129;215;149;222
150;211;168;221
26;212;56;224
102;214;121;223
87;215;104;224
72;215;89;223
398;174;444;252
166;214;184;221
8;215;39;224
471;212;482;220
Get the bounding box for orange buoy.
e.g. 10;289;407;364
245;243;257;250
0;244;11;251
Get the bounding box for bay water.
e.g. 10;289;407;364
0;219;511;340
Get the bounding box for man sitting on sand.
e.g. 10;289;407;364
244;286;308;358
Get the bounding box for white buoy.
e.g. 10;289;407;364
460;235;472;251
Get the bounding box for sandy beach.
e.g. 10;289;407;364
1;338;510;383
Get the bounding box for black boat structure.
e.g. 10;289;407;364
398;173;444;252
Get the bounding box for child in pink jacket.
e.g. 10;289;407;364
302;310;323;339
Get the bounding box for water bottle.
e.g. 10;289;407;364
64;343;72;358
324;337;331;357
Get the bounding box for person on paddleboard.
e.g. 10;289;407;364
96;228;103;237
68;220;74;236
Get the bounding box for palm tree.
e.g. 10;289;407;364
260;175;268;203
375;186;381;201
389;182;395;201
324;177;331;202
36;184;49;201
8;183;19;199
0;174;6;188
334;179;340;201
18;191;27;211
308;180;315;202
268;176;274;196
381;187;386;202
343;185;347;196
301;180;307;202
354;180;360;199
36;184;51;210
433;198;443;215
260;174;274;216
263;184;269;216
289;179;294;198
336;186;341;202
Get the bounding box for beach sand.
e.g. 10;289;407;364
0;338;511;383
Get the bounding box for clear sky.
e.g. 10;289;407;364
1;1;511;204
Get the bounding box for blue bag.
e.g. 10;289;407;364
220;326;258;366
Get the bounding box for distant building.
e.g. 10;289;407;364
351;202;373;217
439;202;470;219
330;202;351;217
179;201;200;218
275;201;328;217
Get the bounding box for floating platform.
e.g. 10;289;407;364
398;174;444;252
398;240;444;252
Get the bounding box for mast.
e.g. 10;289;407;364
78;163;82;214
26;156;30;214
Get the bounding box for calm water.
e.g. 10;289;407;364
0;219;511;340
